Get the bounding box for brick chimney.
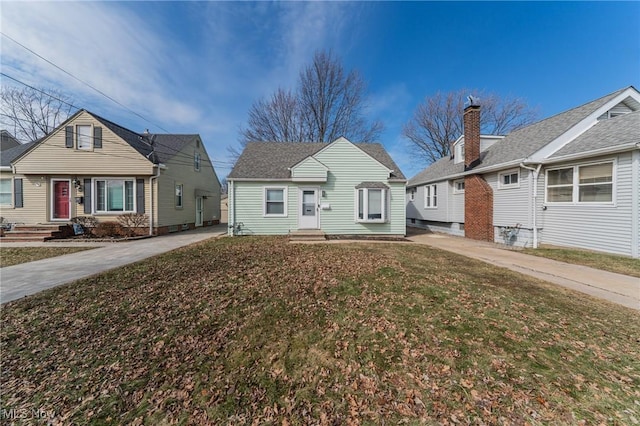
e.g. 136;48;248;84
463;104;481;170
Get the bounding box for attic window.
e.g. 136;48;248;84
77;125;92;150
454;142;465;164
194;152;201;171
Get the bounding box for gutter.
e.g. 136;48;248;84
520;162;542;249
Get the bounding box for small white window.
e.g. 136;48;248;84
454;142;465;164
77;125;92;150
356;188;386;223
499;170;520;188
408;188;416;202
453;180;465;194
264;187;287;217
194;152;201;171
175;184;183;208
424;184;437;208
0;178;12;205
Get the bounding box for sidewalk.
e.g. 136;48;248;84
406;230;639;311
1;224;228;304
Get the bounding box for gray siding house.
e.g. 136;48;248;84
228;137;406;237
406;86;640;258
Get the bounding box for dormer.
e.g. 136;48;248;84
452;134;504;164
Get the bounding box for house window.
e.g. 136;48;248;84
0;178;12;205
356;188;386;222
546;162;613;203
499;170;520;188
424;184;437;208
264;187;287;216
77;125;92;150
175;184;183;208
194;153;201;171
95;179;135;212
453;180;465;194
454;142;465;164
408;188;416;202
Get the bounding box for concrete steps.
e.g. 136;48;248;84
289;229;326;242
1;224;72;242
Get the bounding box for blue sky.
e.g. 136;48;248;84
2;1;638;178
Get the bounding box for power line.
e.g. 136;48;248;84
1;31;171;134
1;72;232;166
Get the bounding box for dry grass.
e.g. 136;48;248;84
0;247;94;268
522;247;640;278
1;237;639;425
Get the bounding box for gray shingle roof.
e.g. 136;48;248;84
0;141;38;167
409;87;634;186
91;112;155;161
150;134;199;164
228;141;406;180
550;111;639;158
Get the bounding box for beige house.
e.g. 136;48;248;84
0;109;221;235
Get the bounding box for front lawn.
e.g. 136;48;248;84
1;237;638;425
522;247;640;278
0;247;94;268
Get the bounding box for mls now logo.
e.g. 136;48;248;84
1;407;55;420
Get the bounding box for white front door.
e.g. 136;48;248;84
298;188;319;229
195;196;203;227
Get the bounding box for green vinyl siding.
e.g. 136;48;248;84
232;139;406;236
291;157;328;181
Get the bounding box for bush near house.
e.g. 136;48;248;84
1;238;638;425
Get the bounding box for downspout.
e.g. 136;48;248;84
520;162;542;248
229;179;234;236
148;165;163;236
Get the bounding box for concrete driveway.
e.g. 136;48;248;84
1;224;228;304
406;229;639;310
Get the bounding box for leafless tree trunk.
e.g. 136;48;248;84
403;89;538;165
0;86;74;142
239;50;382;148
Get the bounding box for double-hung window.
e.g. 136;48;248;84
356;187;386;223
424;184;437;208
453;180;465;194
546;162;613;203
194;152;201;171
264;187;287;216
77;125;92;150
0;178;12;205
95;179;135;212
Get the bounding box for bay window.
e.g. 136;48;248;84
356;187;386;223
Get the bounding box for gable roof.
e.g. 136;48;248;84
409;86;639;187
1;130;21;151
1;140;39;167
228;140;406;180
549;110;640;159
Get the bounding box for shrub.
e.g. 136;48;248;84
117;213;148;236
70;216;98;236
93;221;126;238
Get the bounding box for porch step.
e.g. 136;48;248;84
289;230;327;242
1;224;72;242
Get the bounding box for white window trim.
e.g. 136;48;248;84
453;179;465;194
424;184;437;209
76;124;93;151
408;188;416;202
544;159;616;205
194;152;201;172
355;187;387;223
263;186;288;217
454;142;465;164
92;177;137;214
498;169;520;189
0;177;13;207
175;183;184;209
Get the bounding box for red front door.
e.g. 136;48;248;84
53;181;70;219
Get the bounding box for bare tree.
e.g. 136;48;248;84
403;89;538;165
239;50;382;147
0;85;75;142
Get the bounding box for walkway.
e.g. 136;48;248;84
1;224;228;304
406;230;639;311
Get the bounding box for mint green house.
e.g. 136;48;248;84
227;137;407;237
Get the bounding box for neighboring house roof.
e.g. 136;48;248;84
0;140;39;167
549;110;640;159
409;86;639;187
229;141;406;180
1;130;21;151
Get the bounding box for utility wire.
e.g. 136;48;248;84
1;31;171;133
